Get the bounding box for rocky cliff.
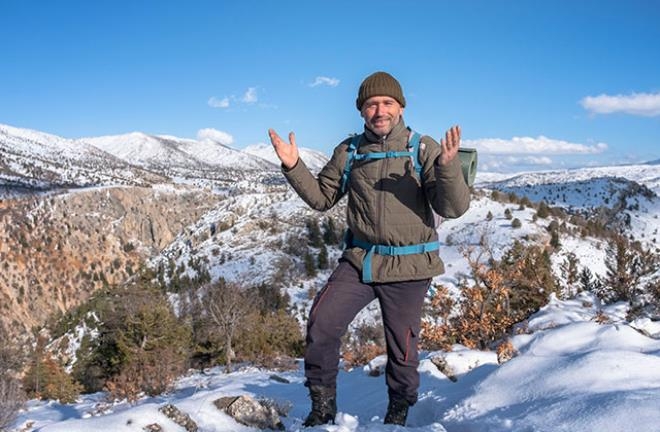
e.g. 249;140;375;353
0;185;221;342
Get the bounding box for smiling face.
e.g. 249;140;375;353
360;96;404;137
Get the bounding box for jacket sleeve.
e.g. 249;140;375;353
282;140;350;211
419;136;471;218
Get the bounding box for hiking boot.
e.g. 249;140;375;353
303;385;336;427
384;395;410;426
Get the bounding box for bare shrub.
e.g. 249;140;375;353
0;327;25;430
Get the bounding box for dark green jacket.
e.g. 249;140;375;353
283;119;470;283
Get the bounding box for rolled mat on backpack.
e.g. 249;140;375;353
458;148;477;187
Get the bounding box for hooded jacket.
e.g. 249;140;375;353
283;119;470;283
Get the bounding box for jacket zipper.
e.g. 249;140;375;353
377;136;387;241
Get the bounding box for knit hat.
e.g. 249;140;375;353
356;71;406;110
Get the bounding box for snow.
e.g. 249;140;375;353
12;293;660;432
243;143;329;173
84;132;275;171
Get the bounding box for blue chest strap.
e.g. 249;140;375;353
340;131;423;194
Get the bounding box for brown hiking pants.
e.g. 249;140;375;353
304;260;430;405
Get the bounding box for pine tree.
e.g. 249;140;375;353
536;201;550;218
322;217;340;245
600;235;641;303
578;267;594;293
306;217;323;247
550;229;561;249
304;250;317;277
560;252;580;296
317;244;329;270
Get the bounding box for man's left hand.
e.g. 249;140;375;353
437;125;461;166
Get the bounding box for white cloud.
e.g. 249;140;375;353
504;155;554;165
241;87;258;103
309;76;340;87
197;128;234;146
208;96;230;108
464;136;608;155
580;91;660;116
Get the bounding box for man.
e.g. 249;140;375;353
268;71;470;427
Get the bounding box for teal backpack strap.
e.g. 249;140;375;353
340;134;361;194
407;130;423;179
341;130;423;195
349;234;440;283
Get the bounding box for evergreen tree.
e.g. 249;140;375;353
550;229;561;249
322;217;341;245
306;217;323;247
560;252;580;296
304;250;317;277
600;235;642;303
317;243;329;270
578;267;594;293
536;201;550;218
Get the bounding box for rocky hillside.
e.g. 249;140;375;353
0;185;221;342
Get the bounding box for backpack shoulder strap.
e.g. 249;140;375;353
340;134;361;194
408;130;423;179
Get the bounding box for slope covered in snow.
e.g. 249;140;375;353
12;292;660;432
0;124;164;191
243;143;329;173
83;133;275;173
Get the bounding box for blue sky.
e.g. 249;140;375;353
1;0;659;172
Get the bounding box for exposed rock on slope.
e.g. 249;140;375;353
0;185;221;342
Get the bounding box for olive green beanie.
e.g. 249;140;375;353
356;71;406;110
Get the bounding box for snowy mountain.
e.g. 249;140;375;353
478;164;660;251
0;124;165;194
478;162;660;195
83;132;277;177
243;143;329;173
2;122;660;432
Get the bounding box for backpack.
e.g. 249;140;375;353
340;129;423;194
339;129;440;283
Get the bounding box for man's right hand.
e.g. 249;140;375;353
268;129;299;169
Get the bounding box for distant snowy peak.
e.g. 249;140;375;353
481;163;660;197
243;143;329;172
0;123;164;192
84;133;275;172
1;123;111;161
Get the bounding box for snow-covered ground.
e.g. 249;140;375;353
12;292;660;432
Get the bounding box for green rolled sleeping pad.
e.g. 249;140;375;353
458;147;477;187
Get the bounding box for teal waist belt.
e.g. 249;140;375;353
347;235;439;283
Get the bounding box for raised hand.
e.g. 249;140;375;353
438;125;461;166
268;129;299;169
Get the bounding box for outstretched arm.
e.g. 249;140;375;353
268;128;299;169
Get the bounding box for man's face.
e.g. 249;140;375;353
360;96;404;137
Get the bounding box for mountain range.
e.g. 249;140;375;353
0;124;328;198
2;122;660;431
